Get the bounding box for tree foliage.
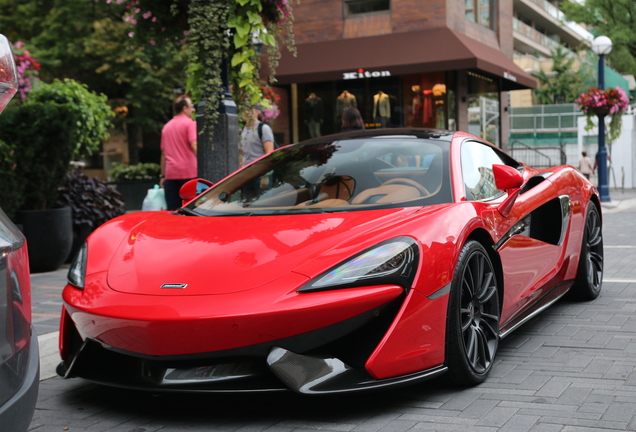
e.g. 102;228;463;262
0;0;297;147
112;0;297;137
0;0;187;135
560;0;636;75
533;45;594;105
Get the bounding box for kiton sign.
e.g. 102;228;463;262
343;69;391;80
503;71;517;82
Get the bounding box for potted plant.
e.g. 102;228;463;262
109;162;161;210
0;78;113;272
56;167;126;262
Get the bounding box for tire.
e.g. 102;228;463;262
447;240;500;386
571;203;603;301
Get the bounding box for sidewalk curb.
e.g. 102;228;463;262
38;331;59;381
601;196;636;213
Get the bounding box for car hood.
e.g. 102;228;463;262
106;208;421;296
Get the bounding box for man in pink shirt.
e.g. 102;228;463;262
160;96;197;210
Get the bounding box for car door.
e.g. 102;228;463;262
460;140;568;327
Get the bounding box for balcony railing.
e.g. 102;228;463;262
519;0;593;42
513;18;561;51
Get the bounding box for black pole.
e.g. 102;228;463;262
596;54;610;202
196;56;239;183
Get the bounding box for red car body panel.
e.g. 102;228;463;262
105;209;420;296
365;289;448;379
63;270;403;356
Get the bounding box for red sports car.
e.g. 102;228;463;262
58;129;603;394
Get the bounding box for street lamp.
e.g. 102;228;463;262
591;35;612;202
196;54;239;183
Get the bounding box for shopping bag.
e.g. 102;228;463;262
142;185;167;211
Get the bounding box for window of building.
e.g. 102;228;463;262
465;0;494;30
467;71;500;147
344;0;390;17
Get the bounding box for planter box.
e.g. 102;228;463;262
110;180;158;211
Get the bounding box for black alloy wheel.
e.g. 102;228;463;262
571;203;603;301
447;240;500;386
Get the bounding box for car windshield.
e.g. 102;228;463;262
186;135;452;216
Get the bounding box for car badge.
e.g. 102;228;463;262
161;283;188;289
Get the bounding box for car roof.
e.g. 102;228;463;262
299;128;456;144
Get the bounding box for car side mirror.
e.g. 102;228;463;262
493;164;523;217
179;178;214;205
0;34;18;115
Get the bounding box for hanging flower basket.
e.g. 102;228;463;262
591;106;611;117
255;86;281;123
575;87;629;144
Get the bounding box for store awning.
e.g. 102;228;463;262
276;27;536;91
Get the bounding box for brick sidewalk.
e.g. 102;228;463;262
29;191;636;432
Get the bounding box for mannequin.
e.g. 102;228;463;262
305;93;323;138
432;83;446;129
411;85;423;125
336;90;357;116
373;90;391;128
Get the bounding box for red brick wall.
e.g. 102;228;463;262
343;13;392;38
391;0;447;32
291;0;344;43
290;0;509;46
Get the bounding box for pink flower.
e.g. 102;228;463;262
128;32;135;38
143;11;152;19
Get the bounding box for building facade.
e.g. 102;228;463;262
511;0;594;107
272;0;536;148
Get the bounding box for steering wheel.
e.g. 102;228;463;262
383;178;429;196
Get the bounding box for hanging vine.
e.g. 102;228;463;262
109;0;297;140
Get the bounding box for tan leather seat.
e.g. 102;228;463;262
317;175;355;201
294;175;355;208
352;178;428;204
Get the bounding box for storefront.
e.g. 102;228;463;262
275;27;535;146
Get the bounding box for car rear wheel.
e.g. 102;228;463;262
571;203;603;301
447;240;500;386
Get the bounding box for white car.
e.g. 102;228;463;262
0;34;39;432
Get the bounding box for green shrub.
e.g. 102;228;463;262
109;162;161;182
0;102;76;212
28;79;114;159
0;139;21;219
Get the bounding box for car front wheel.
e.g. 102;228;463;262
447;240;500;386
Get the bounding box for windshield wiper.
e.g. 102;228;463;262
175;207;199;216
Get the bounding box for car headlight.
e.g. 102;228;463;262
298;237;419;293
68;242;87;289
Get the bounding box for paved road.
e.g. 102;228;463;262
28;190;636;432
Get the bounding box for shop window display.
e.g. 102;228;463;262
467;71;500;147
298;75;402;140
296;71;457;140
403;72;454;130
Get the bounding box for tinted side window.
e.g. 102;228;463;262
461;141;507;201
